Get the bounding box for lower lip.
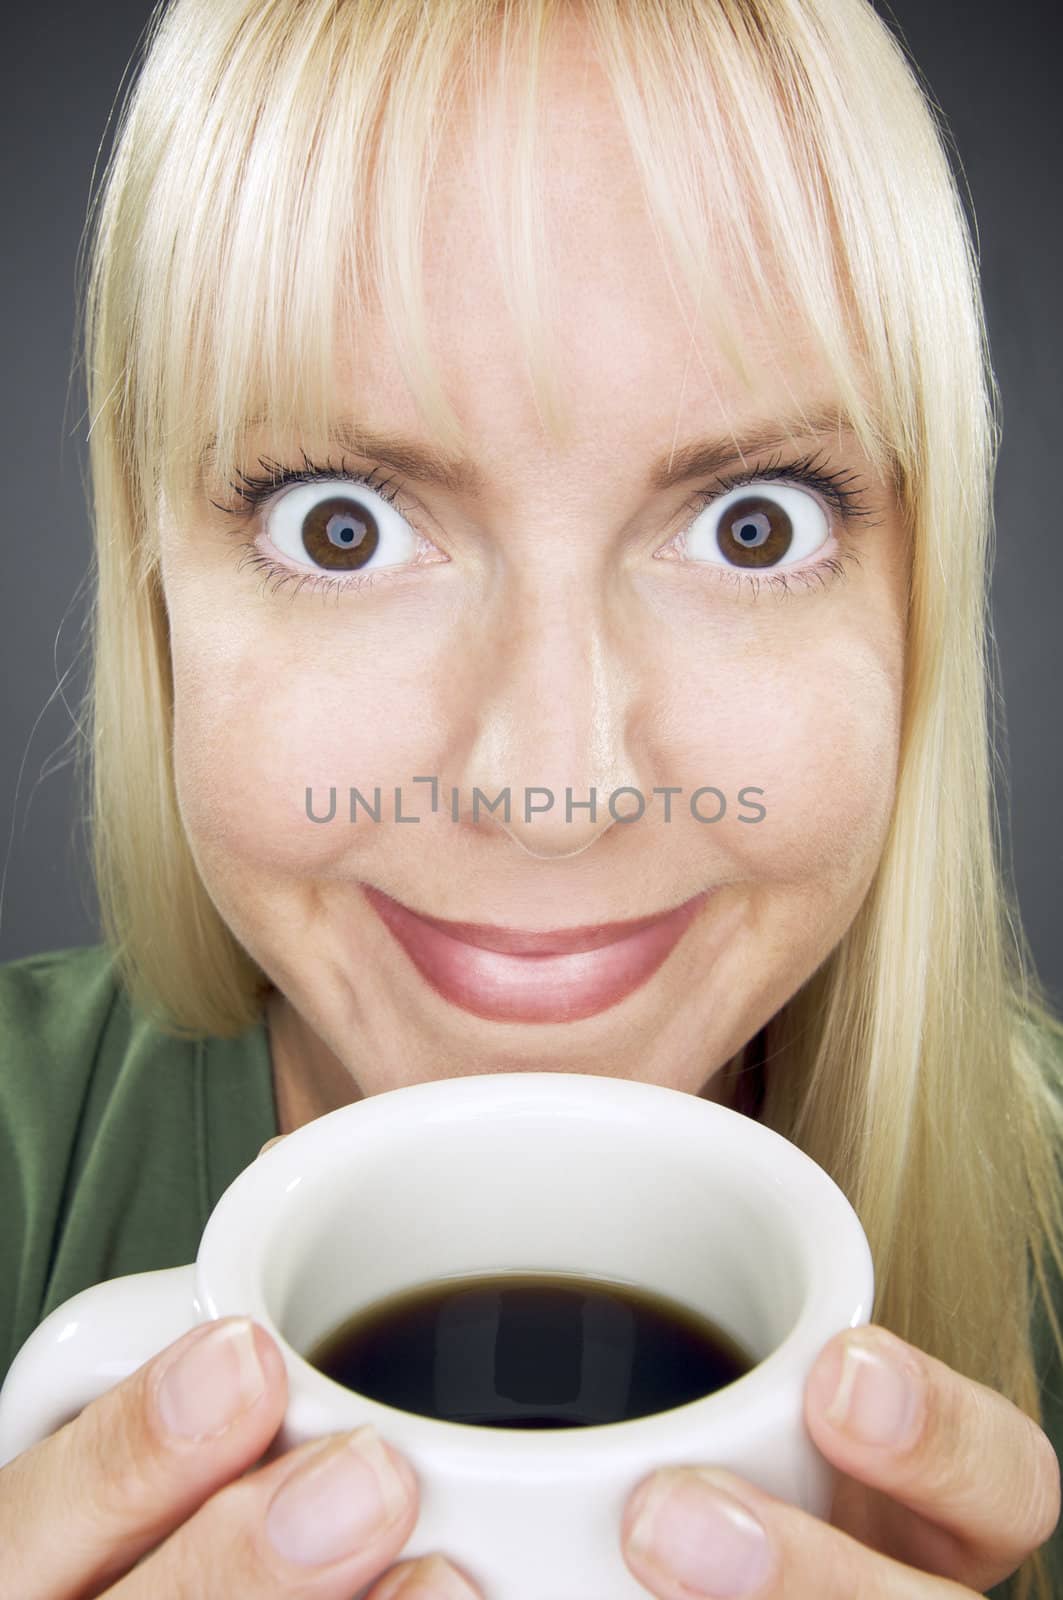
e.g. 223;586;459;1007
361;886;711;1023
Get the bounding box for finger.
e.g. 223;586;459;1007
110;1422;420;1600
0;1316;286;1598
621;1463;976;1599
802;1323;1061;1587
367;1552;484;1600
258;1136;287;1158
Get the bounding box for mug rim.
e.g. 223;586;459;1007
195;1071;874;1461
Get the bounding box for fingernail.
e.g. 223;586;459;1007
265;1424;409;1566
823;1333;925;1448
155;1318;266;1439
375;1553;482;1600
628;1468;775;1597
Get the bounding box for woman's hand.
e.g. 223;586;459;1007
617;1322;1061;1597
0;1124;478;1600
0;1311;477;1599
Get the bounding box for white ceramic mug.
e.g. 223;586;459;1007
0;1071;874;1599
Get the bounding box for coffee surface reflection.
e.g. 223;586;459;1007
305;1271;755;1428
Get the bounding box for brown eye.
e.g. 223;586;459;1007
301;494;380;571
717;494;793;568
683;482;830;572
263;479;420;577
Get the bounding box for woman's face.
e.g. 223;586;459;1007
158;30;907;1123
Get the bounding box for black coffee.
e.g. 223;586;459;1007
304;1271;755;1428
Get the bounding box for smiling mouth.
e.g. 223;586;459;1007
360;883;713;1023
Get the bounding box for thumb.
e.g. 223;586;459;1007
256;1135;286;1159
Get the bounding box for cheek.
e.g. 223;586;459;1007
171;640;441;876
665;636;902;888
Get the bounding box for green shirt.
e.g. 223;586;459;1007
0;943;278;1367
0;942;1060;1596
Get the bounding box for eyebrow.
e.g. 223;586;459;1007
199;401;857;497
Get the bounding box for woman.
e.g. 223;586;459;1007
1;0;1061;1596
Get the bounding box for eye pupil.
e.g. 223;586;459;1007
329;513;364;547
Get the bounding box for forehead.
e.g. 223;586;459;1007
325;158;826;491
358;23;808;411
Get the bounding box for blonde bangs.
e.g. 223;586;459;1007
88;0;990;573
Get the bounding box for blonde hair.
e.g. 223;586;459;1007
75;1;1063;1592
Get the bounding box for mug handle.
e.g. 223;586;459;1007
0;1264;201;1469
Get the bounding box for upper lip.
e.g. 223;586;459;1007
362;884;709;956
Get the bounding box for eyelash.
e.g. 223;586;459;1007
214;447;877;603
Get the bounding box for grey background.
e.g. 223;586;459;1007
1;0;1060;1012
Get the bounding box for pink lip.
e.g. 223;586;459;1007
361;883;711;1023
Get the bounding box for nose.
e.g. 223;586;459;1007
454;575;650;859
